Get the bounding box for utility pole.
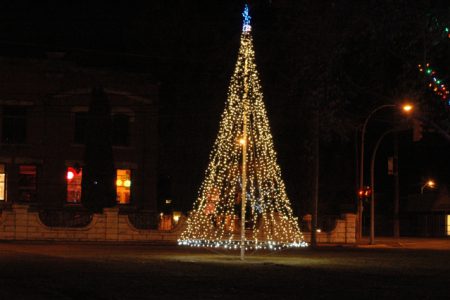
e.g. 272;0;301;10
311;102;319;248
393;132;400;238
240;40;249;261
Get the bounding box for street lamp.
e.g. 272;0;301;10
421;180;435;194
369;128;397;245
358;103;413;241
402;104;413;113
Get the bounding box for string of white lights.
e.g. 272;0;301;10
178;5;307;250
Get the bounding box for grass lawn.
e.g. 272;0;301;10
0;243;448;299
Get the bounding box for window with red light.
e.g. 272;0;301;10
18;165;37;202
67;167;82;203
116;169;131;204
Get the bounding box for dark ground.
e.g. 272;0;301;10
0;239;449;299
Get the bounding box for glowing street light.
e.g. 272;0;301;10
421;179;436;194
358;102;414;241
402;104;413;113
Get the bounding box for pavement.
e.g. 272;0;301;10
2;236;449;250
353;236;450;250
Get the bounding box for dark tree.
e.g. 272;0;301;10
81;87;116;212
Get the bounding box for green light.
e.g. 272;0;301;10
426;69;432;74
437;80;441;84
445;27;449;32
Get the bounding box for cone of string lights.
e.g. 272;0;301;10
178;5;307;257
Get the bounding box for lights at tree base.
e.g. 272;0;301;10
418;63;449;101
178;239;308;250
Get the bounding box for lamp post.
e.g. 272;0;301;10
420;179;435;235
421;180;435;194
358;103;413;241
370;129;396;245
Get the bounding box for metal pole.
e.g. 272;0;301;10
393;133;400;238
360;104;396;241
240;108;247;260
311;103;319;248
370;129;395;245
240;40;249;261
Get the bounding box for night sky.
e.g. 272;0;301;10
0;1;449;223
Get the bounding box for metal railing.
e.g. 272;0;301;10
127;211;159;230
38;209;93;228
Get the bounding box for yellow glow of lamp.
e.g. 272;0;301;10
124;179;131;187
421;179;436;194
173;211;182;224
402;104;413;113
116;179;123;186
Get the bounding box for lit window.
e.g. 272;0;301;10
447;215;450;236
116;169;131;204
18;165;37;202
0;164;5;201
2;106;27;144
67;167;82;203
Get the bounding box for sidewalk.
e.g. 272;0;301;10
354;236;450;250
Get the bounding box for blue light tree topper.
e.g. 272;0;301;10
242;4;251;33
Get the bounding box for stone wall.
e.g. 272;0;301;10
301;213;356;244
0;204;184;242
0;204;356;244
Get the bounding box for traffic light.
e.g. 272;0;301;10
364;186;371;197
412;118;423;141
358;186;372;199
358;189;364;199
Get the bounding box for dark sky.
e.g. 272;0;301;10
0;1;449;216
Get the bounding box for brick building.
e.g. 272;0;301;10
0;55;158;211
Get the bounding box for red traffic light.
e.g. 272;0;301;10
358;186;372;198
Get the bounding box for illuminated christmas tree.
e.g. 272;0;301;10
179;5;307;256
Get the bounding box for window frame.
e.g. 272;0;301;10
73;111;89;145
0;164;6;202
112;113;131;147
66;166;82;204
447;215;450;236
1;105;28;144
18;164;37;202
116;169;131;204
